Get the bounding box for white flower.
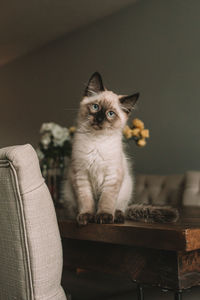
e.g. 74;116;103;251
40;122;55;134
52;125;70;146
62;128;70;142
40;132;51;149
53;130;70;146
36;148;44;161
51;124;64;139
39;122;70;147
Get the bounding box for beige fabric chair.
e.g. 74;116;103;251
0;144;67;300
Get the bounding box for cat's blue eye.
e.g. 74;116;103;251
92;104;99;111
107;111;115;118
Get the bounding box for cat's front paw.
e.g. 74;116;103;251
95;212;114;224
114;210;125;224
77;213;94;226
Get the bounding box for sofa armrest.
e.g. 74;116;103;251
183;171;200;206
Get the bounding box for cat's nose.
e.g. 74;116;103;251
96;116;104;123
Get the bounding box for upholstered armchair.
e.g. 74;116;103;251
0;144;67;300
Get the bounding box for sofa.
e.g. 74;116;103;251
134;171;199;207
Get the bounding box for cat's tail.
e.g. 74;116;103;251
126;204;179;223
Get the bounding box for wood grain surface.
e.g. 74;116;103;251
58;207;200;251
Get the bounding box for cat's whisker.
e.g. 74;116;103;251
76;129;91;134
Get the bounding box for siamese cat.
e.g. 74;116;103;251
61;72;178;225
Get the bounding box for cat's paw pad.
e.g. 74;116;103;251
77;213;94;226
95;213;114;224
114;210;125;223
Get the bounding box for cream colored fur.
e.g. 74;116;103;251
60;74;137;225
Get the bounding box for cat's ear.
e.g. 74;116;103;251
84;72;105;97
119;93;140;114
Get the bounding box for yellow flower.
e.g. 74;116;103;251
69;126;76;134
123;125;130;133
140;129;149;138
132;118;144;130
132;128;140;137
137;138;146;147
123;125;130;134
124;130;133;139
123;125;132;139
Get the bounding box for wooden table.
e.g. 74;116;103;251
58;207;200;300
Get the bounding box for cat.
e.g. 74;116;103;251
60;72;179;225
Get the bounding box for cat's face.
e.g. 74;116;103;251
79;72;139;132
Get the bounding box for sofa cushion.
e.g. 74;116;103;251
182;171;200;206
135;174;185;207
0;144;67;300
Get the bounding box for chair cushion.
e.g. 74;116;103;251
0;144;67;300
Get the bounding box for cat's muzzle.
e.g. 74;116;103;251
92;123;103;130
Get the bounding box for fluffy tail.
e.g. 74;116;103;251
126;204;179;223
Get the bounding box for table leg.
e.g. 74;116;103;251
137;284;144;300
174;290;182;300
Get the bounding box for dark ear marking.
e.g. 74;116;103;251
119;92;140;114
84;72;105;97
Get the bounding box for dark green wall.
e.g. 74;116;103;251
0;0;200;174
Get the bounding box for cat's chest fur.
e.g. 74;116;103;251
72;132;122;197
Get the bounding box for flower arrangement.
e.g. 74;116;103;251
36;122;74;160
123;118;150;147
36;122;75;206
